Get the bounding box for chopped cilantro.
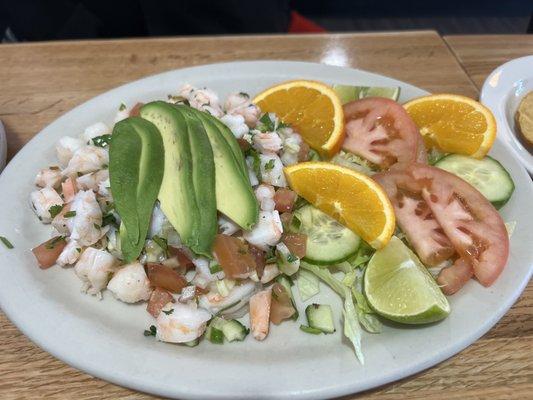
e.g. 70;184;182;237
245;148;262;180
48;204;64;218
119;103;127;111
238;92;250;98
258;113;275;132
277;121;290;129
286;253;298;263
92;134;112;148
45;236;65;250
264;159;275;171
162;309;174;315
144;325;157;337
64;211;76;218
0;236;14;249
49;166;60;170
77;172;83;177
209;263;222;274
76;248;82;253
93;223;101;230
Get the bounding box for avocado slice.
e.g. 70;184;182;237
176;107;217;257
140;102;200;251
109;117;165;262
179;106;258;230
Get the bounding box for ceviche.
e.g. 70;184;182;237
24;79;514;363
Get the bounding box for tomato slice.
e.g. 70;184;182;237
342;97;426;169
32;236;67;269
375;163;509;291
374;170;455;266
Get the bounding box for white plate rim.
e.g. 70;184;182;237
0;60;531;399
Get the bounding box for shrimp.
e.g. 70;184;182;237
243;210;283;250
245;156;259;187
97;178;111;198
82;122;110;143
260;263;280;284
68;190;103;246
280;133;303;166
218;214;240;236
62;177;78;203
219;113;249;139
62;145;109;177
56;136;85;167
249;289;272;341
254;184;276;211
179;285;197;303
35;168;62;189
56;239;82;267
191;256;224;288
76;169;109;192
29;187;64;223
198;280;256;315
52;204;71;235
224;92;261;127
156;302;211;343
253;131;283;154
178;84;223;117
74;247;118;296
107;262;152;303
259;154;287;187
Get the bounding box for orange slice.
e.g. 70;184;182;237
404;94;496;158
253;80;344;157
284;162;395;249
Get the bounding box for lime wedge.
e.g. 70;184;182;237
333;84;401;104
363;236;450;324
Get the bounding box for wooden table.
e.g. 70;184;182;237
0;31;531;399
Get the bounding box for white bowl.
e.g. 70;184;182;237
481;55;533;174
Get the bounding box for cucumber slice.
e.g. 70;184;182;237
305;304;335;334
333;84;401;104
206;317;225;344
435;154;515;209
221;319;249;342
293;205;360;265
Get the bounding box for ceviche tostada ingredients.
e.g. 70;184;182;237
404;94;496;159
27;78;514;364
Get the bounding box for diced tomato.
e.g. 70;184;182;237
62;177;77;203
168;246;195;270
437;258;474;295
146;287;174;318
237;138;251;152
146;263;187;293
129;102;144;117
298;141;311;162
270;283;296;324
32;236;67;269
248;244;266;278
374;170;455;266
282;233;307;258
274;188;297;213
212;234;256;279
342;97;426;169
375;163;509;291
195;286;209;296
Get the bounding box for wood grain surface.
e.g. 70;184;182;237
445;34;533;89
0;31;531;399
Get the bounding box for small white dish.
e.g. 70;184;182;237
0;61;531;399
481;55;533;174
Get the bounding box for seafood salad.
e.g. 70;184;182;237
26;79;514;362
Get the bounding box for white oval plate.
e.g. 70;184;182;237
0;61;531;400
481;55;533;174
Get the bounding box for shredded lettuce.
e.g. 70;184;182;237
300;262;345;296
297;269;320;301
342;287;365;364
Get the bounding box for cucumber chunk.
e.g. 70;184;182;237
206;317;225;344
435;154;515;209
305;304;335;334
221;319;249;342
292;205;360;265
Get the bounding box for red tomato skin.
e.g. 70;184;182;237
342;97;424;169
146;263;187;293
147;287;174;318
32;236;67;269
437;258;474;295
